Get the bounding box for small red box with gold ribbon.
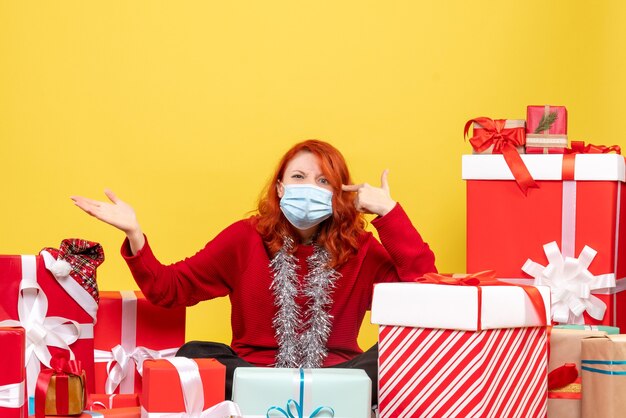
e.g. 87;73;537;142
371;271;551;418
464;117;538;194
35;353;87;417
463;144;626;330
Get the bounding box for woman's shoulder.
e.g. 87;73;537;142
220;215;260;236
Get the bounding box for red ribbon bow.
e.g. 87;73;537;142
464;117;538;195
567;141;621;155
561;141;622;181
416;270;495;286
416;270;547;331
35;353;86;418
548;363;579;391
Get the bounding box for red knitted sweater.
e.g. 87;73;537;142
121;203;436;366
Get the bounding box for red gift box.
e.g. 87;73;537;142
87;394;139;410
141;358;235;417
526;105;568;155
527;105;567;135
371;277;550;418
463;153;626;329
93;291;185;394
0;327;27;418
0;253;99;399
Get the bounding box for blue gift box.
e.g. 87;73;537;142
554;324;620;334
232;368;371;418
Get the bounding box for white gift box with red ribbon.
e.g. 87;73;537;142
463;153;626;329
371;280;550;418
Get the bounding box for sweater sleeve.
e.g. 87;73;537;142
365;203;437;283
121;219;257;308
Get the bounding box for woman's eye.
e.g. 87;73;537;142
291;174;304;179
319;178;329;184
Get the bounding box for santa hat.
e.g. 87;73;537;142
42;239;105;302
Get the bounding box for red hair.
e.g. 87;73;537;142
256;140;366;268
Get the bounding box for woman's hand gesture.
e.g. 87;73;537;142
342;169;397;217
71;190;145;254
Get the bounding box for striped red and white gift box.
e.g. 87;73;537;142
371;281;551;418
378;325;547;418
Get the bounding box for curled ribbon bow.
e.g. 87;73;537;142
567;141;621;155
97;344;175;394
416;270;497;286
522;242;615;324
464;117;538;194
548;363;579;391
266;369;334;418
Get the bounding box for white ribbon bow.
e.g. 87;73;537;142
522;241;616;324
141;357;242;418
0;255;82;397
95;345;178;394
0;381;25;408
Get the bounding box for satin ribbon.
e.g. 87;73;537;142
567;141;621;155
0;255;89;399
142;357;242;418
0;381;25;409
562;141;622;181
95;345;178;395
522;242;616;324
464;117;537;194
548;363;578;390
35;353;85;418
94;291;179;394
88;394;117;410
581;359;626;375
416;270;547;331
265;369;334;418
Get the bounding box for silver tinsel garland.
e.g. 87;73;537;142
269;237;341;368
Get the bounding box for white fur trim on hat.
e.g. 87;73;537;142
49;258;72;279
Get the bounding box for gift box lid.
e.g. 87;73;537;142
370;282;551;331
462;154;625;182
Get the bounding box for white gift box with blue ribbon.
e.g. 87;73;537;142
232;368;371;418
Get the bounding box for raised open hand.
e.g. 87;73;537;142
71;190;145;254
341;169;397;216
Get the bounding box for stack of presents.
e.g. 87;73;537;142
1;105;625;417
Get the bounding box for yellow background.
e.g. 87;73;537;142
1;1;625;349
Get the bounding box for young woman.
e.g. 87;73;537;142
72;139;436;402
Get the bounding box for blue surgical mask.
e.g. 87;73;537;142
279;184;333;230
